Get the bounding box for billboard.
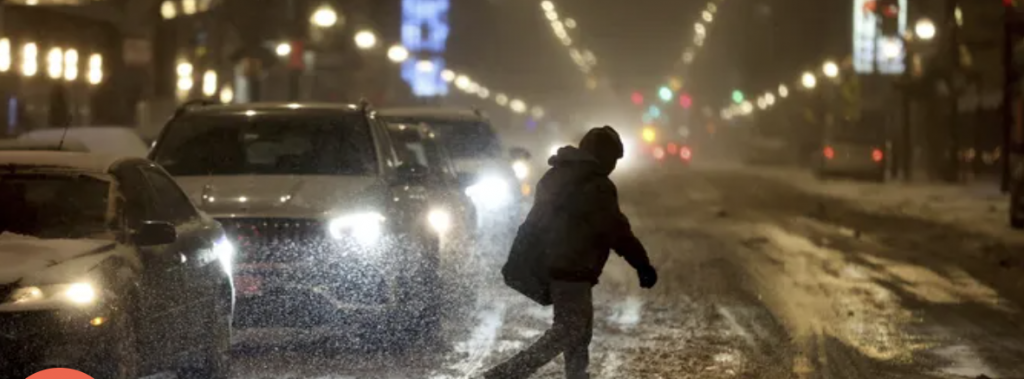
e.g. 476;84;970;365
852;0;907;75
401;0;450;96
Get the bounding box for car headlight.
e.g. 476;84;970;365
4;282;97;305
427;208;452;234
465;176;512;210
328;212;386;246
512;160;530;180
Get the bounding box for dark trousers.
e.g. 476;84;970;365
485;281;594;379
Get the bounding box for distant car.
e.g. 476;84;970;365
149;102;450;342
0;151;233;379
0;138;90;152
1011;158;1023;229
378;107;527;237
382;121;476;271
16;126;150;158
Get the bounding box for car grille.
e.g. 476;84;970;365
216;218;327;263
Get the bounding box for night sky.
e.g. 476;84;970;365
444;0;850;118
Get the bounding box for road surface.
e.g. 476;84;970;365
224;166;1024;379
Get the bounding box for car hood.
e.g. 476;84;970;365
174;175;384;218
0;233;119;285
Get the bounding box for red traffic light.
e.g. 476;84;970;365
631;92;644;105
679;94;693;109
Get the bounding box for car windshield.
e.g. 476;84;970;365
152;113;378;176
386;118;501;159
0;173;111;239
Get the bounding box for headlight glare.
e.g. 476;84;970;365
213;236;234;275
64;283;97;304
427;208;452;234
512;160;529;180
465;176;512;210
328;212;386;246
9;287;44;303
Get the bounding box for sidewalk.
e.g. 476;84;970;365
749;167;1024;244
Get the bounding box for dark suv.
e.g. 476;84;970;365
149;102;454;341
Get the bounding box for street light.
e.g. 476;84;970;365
202;70;217;97
46;47;63;80
454;75;471;90
354;30;378;50
822;61;839;78
496;93;509;106
541;0;554;11
161;0;177;20
765;93;776;105
87;54;102;85
311;6;339;28
219;85;234;104
801;72;817;89
509;99;527;113
63;49;78;81
0;38;9;73
440;69;456;82
275;42;292;57
779;84;789;98
387;45;409;63
915;18;936;41
21;43;38;77
658;86;673;102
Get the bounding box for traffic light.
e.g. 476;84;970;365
631;91;644;105
731;90;744;104
658;86;673;102
679;94;693;109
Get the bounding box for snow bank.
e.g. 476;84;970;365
750;168;1024;244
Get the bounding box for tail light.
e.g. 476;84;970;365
872;148;884;162
823;146;835;160
680;146;693;160
667;143;679;155
653;146;666;160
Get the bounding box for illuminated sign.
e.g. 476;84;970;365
402;0;450;96
852;0;907;75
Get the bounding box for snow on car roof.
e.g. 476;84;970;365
378;107;489;123
0;151;129;173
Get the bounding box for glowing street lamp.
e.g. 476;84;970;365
658;86;673;102
454;75;471;90
778;84;789;98
63;49;78;81
21;43;38;77
509;99;527;113
387;45;409;63
0;39;11;73
801;72;817;89
46;47;63;79
202;70;217;97
915;18;936;41
311;6;339;28
275;42;292;57
822;61;839;78
161;0;177;20
642;127;656;143
219;85;234;104
87;54;102;85
354;30;378;50
440;69;456;82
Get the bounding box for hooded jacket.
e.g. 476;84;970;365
523;145;651;284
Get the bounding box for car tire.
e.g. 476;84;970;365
178;300;231;379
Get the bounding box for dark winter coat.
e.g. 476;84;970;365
503;146;651;295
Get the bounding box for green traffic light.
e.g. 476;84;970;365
731;90;744;104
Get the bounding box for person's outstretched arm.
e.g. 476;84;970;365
591;180;658;288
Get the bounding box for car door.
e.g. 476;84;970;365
114;162;194;371
138;164;224;358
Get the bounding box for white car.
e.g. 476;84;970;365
17;126;149;158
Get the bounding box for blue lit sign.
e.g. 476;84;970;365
402;0;450;96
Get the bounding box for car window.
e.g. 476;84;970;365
0;172;112;239
141;166;198;224
152;113;378;176
383;118;501;159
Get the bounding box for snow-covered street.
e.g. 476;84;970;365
226;167;1024;379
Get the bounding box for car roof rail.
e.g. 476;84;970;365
358;98;374;116
173;98;219;118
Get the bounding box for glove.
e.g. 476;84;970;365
637;265;658;289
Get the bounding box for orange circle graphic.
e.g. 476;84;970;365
26;368;94;379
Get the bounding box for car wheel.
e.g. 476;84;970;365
178;302;231;379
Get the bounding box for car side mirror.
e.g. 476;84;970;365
134;221;177;247
509;147;532;161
